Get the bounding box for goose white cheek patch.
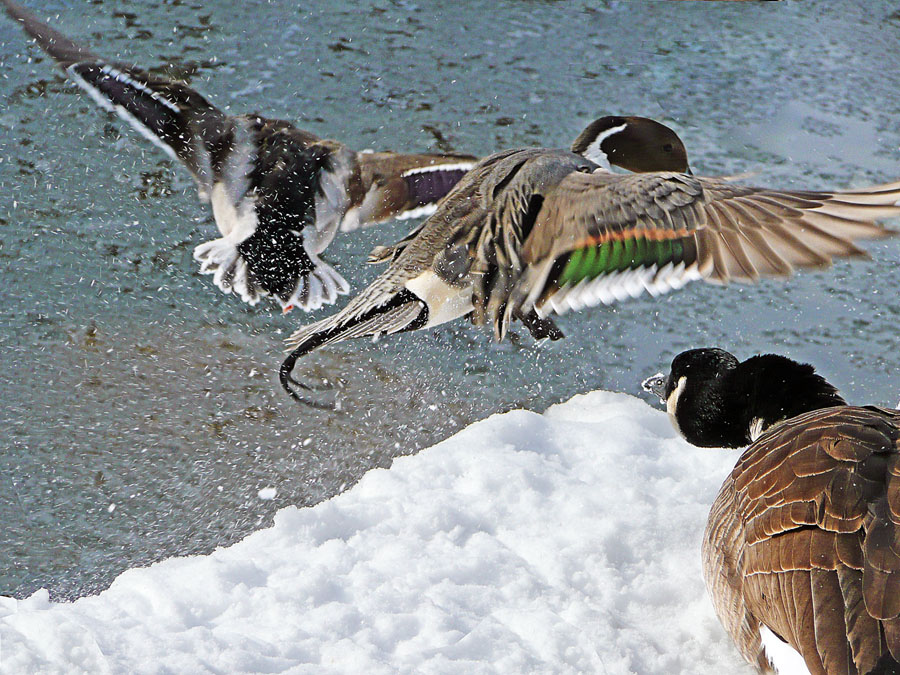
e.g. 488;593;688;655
666;376;687;437
666;376;686;417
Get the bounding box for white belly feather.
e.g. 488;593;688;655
210;182;258;242
403;271;473;328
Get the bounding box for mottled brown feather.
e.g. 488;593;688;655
883;617;900;660
811;569;852;674
838;566;883;672
705;406;900;673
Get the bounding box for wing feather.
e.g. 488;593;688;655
510;171;899;321
706;406;900;673
347;152;476;230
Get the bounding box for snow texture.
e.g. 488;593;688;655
0;391;751;674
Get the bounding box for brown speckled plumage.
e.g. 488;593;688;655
705;406;900;674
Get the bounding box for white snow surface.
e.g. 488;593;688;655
0;391;752;674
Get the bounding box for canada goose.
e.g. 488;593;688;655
643;348;900;675
279;114;900;404
3;0;476;312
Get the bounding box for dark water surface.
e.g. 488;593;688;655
2;0;900;600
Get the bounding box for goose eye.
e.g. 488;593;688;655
577;166;592;173
663;143;674;153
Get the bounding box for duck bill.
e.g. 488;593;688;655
641;372;668;403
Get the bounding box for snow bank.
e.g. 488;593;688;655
0;391;750;674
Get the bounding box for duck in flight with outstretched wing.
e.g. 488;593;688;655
3;0;476;312
280;115;900;405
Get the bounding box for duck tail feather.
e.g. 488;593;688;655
280;290;428;404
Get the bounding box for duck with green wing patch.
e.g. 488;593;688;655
280;115;900;406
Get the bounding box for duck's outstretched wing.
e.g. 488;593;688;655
3;0;94;64
510;170;900;320
347;152;476;231
4;0;229;192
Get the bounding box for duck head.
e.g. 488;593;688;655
571;116;691;174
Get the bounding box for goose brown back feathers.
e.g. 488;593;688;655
706;406;900;674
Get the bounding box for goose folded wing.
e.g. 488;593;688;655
730;406;900;671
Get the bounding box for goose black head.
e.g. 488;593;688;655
643;348;845;449
571;116;691;174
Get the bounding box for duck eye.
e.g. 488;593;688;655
663;143;674;153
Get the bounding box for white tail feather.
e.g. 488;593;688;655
193;237;261;305
280;255;350;312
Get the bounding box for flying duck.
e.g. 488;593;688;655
643;348;900;675
279;114;900;404
3;0;476;312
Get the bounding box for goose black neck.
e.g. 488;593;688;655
676;353;846;448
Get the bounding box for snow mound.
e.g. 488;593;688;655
0;391;750;674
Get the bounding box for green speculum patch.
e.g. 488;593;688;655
556;235;692;288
